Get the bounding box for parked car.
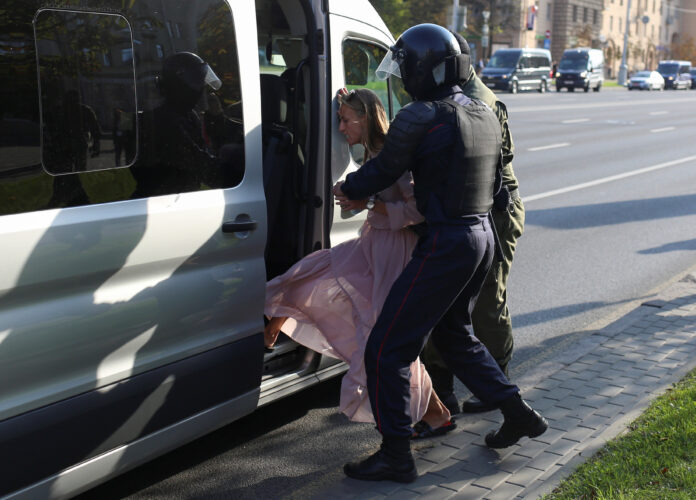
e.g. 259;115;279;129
627;71;665;91
656;60;692;89
480;48;552;93
0;0;409;498
555;48;604;92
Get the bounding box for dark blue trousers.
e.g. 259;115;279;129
365;218;520;438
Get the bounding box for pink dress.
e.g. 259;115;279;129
265;172;433;423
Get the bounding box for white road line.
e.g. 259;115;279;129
528;142;571;152
525;155;696;202
651;126;675;133
562;118;589;124
649;111;668;115
513;96;694;113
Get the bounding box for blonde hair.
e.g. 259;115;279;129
338;88;389;161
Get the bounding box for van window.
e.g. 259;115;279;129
487;51;520;69
559;52;589;71
0;0;245;217
342;39;411;163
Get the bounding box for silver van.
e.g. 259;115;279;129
0;1;408;497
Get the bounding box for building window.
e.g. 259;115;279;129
583;7;588;22
652;0;655;12
547;2;552;19
610;15;613;31
573;5;578;22
619;17;622;32
593;9;598;25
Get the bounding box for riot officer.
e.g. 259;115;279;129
333;24;547;483
421;32;524;415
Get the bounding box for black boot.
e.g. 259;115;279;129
344;436;417;483
485;393;548;448
461;395;497;413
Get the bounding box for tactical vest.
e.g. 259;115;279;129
436;98;502;217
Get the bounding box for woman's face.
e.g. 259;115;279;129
337;104;365;147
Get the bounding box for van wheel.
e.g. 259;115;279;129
593;82;601;92
539;80;547;93
510;81;518;94
583;82;590;92
556;85;562;92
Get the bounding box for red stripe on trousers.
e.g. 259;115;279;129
374;230;440;433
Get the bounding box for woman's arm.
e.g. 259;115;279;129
382;174;425;230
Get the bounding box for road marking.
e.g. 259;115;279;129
562;118;589;124
513;96;694;113
528;142;571;152
650;126;675;133
649;111;668;115
525;155;696;202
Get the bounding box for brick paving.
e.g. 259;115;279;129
317;271;696;499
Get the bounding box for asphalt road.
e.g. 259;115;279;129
79;86;696;499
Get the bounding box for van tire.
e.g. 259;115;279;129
593;82;601;92
510;81;518;94
539;80;547;93
583;82;590;92
556;85;562;92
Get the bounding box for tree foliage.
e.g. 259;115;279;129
371;0;450;37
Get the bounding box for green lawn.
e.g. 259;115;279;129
543;368;696;499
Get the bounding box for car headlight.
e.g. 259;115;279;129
555;72;560;77
579;71;587;78
501;74;508;79
668;76;673;80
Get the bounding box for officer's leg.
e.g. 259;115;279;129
429;225;519;406
429;221;547;448
345;227;491;482
471;197;524;373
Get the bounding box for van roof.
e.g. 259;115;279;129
495;48;550;55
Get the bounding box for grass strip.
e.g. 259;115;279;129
544;367;696;500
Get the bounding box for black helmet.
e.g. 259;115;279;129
377;24;460;99
449;30;473;83
158;52;221;109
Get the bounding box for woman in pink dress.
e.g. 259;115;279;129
264;88;454;438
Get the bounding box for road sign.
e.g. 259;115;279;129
545;29;551;38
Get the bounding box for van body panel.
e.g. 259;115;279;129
0;337;261;496
0;0;266;422
327;0;393;42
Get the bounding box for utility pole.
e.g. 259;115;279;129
618;0;633;85
482;10;490;60
451;0;460;31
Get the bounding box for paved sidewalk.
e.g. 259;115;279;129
320;270;696;499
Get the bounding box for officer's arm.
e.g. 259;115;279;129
341;101;435;200
494;101;514;168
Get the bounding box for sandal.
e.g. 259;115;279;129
411;418;457;440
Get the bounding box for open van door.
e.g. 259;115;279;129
325;0;410;246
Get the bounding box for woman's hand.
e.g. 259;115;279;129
336;87;349;97
335;197;367;212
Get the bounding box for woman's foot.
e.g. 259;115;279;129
412;390;454;438
264;316;287;348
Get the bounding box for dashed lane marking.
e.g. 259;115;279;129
528;142;571;152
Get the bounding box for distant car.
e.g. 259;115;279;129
690;69;696;89
627;70;664;91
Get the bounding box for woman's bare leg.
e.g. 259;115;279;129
264;316;287;348
419;390;452;429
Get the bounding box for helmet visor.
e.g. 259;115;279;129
376;48;404;80
203;63;222;90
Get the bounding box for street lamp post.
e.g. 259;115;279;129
482;10;490;59
618;0;633;85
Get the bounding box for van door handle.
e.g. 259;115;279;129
222;220;258;233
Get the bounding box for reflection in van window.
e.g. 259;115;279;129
0;0;246;217
36;11;135;175
487;51;520;69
